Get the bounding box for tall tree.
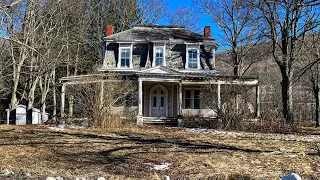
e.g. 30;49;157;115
195;0;263;77
255;0;320;123
298;31;320;127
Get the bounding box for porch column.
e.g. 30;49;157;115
99;81;104;110
61;84;66;118
178;83;182;115
255;85;260;118
68;95;74;118
217;84;221;109
138;79;143;116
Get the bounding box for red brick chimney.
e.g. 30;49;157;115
106;25;114;37
204;26;211;38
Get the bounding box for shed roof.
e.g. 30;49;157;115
104;25;218;47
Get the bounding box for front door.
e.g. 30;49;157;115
150;86;167;117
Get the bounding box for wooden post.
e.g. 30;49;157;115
217;84;221;109
171;83;174;117
179;83;182;115
68;95;74;118
99;81;104;110
61;84;66;118
255;85;260;118
138;80;143;116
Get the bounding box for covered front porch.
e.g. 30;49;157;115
136;74;260;125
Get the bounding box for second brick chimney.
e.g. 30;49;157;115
204;26;211;38
106;25;114;37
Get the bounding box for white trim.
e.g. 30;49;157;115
186;45;200;70
212;48;216;68
152;43;166;67
149;84;169;117
183;88;200;109
171;84;174;117
181;79;259;85
139;78;180;83
117;44;133;68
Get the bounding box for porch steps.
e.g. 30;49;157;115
142;117;178;126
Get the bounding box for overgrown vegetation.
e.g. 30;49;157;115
0;125;319;179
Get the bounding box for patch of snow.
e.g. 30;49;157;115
281;173;301;180
153;163;171;170
46;177;56;180
0;169;13;176
97;177;106;180
55;176;63;180
48;125;65;131
75;177;86;180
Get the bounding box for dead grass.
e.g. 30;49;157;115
0;125;320;179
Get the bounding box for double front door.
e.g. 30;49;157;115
150;86;167;117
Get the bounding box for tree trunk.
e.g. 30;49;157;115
280;66;294;123
26;76;39;124
41;99;46;123
52;68;57;122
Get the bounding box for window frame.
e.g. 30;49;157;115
184;88;201;109
152;43;166;67
118;44;133;68
186;45;200;69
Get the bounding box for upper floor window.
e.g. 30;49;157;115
188;49;198;68
121;48;130;67
153;43;166;67
186;45;200;69
155;47;164;66
118;43;132;68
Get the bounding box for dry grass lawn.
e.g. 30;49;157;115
0;125;320;179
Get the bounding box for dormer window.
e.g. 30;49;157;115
186;45;200;69
153;43;166;67
118;43;133;68
155;48;164;66
121;48;130;67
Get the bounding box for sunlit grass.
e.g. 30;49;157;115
0;125;319;179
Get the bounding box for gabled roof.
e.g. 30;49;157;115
138;66;180;75
104;25;218;48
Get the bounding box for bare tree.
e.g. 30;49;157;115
138;0;168;25
254;0;320;123
69;75;137;128
298;31;320;127
167;6;201;32
195;0;263;77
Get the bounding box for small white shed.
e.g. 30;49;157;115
6;105;49;125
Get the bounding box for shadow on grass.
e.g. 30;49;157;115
0;127;274;178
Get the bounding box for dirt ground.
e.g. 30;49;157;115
0;125;319;179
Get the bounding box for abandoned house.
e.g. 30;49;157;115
60;25;260;124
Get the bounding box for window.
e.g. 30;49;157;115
184;89;200;109
186;45;200;69
153;44;166;67
120;48;130;67
188;49;198;68
155;47;164;66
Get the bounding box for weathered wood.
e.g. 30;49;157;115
61;84;66;118
255;85;260;118
138;80;143;116
99;81;104;110
217;84;221;109
68;95;74;118
179;83;182;115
